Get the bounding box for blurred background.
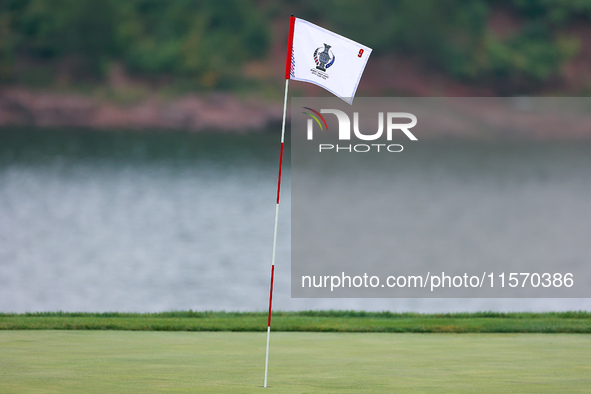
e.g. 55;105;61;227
0;0;590;312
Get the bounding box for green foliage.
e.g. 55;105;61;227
115;0;269;87
2;0;269;87
511;0;591;25
481;26;580;90
0;0;589;92
296;0;586;91
0;13;14;80
8;0;116;77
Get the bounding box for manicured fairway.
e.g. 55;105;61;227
1;331;590;392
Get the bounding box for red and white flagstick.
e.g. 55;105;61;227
264;15;295;389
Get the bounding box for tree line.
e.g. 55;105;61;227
0;0;588;93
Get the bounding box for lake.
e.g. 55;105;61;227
0;128;589;312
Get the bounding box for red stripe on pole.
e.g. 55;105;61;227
284;16;295;80
267;264;275;327
276;142;284;204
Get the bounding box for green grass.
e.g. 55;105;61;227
0;311;590;333
0;331;590;392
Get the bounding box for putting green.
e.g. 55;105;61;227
1;331;589;392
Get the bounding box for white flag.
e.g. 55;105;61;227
285;16;372;104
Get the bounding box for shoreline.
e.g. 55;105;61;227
2;88;591;141
0;87;283;133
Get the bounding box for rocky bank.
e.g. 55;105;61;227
0;88;283;132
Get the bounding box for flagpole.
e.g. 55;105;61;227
264;15;295;388
264;77;289;388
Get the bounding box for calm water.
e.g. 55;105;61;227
0;129;589;312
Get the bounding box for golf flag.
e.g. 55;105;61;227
285;16;372;104
265;16;372;388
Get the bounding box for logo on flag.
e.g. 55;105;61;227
314;44;335;72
